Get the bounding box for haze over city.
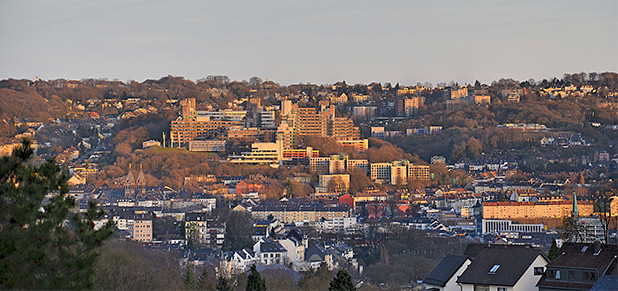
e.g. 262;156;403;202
1;0;617;85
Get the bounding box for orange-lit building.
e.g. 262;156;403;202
282;148;319;161
235;180;265;195
132;217;153;243
483;201;594;220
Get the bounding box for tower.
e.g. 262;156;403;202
135;164;146;198
572;191;579;218
124;163;135;198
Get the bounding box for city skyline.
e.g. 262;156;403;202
1;0;617;85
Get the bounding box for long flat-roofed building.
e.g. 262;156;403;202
483;201;594;220
251;203;349;224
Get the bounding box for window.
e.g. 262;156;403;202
534;267;544;275
568;271;575;280
489;264;500;274
497;288;507;291
583;272;597;281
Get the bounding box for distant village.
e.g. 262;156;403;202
1;74;617;289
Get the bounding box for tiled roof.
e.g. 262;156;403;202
259;239;286;253
423;254;469;287
547;243;617;270
590;275;618;291
457;245;545;286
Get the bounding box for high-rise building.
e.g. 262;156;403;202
391;160;409;185
396;97;424;117
329;154;348;174
370;163;392;184
180;98;196;118
408;164;430;181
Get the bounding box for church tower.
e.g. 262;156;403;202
572;191;579;218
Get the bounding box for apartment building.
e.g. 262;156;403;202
188;140;226;152
337;139;369;152
170;118;242;146
309;157;331;175
391;160;409;185
482;201;594;220
331;117;360;141
329;154;348;174
228;141;283;165
371;163;392;184
443;86;469;99
352;106;377;120
408;164;430;181
297;107;331;136
347;159;369;173
251;204;350;224
132;216;153;243
396;97;425;117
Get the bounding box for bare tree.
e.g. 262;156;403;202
594;185;617;244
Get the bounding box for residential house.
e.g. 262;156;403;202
277;229;307;263
537;242;618;291
456;245;549;291
305;243;334;270
424;254;472;291
253;238;288;265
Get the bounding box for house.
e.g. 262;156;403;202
252;226;269;242
67;173;86;186
185;213;208;246
277;229;307;263
424;254;472;291
456;244;549;291
305;243;334;270
253;238;288;265
205;220;226;249
223;248;259;275
536;242;618;291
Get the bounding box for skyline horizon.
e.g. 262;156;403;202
3;70;614;87
2;0;616;87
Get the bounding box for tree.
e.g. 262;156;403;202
197;266;216;291
548;238;559;260
93;240;182;290
249;77;263;88
224;211;254;251
329;269;356;291
594;187;616;244
298;263;332;291
558;216;586;243
246;264;266;291
0;139;114;289
216;275;232;291
183;262;197;290
328;176;347;194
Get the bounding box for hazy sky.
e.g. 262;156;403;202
1;0;616;85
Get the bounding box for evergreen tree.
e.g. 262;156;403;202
0;139;114;289
298;270;315;290
183;262;197;290
316;262;332;281
329;269;356;291
198;267;216;291
548;238;559;260
246;264;266;291
216;275;232;291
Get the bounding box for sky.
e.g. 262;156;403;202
1;0;617;85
